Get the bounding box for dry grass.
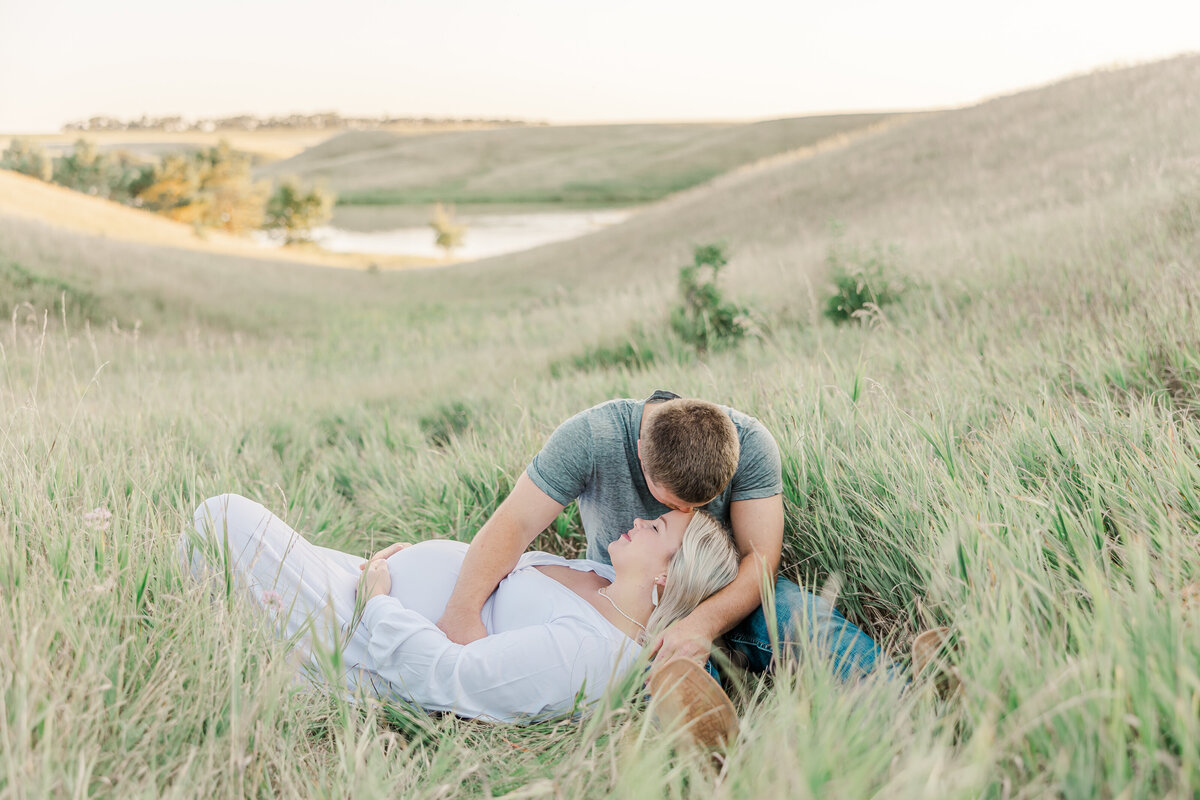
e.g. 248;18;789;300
2;55;1200;799
257;114;893;204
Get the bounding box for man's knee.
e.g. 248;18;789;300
769;577;842;642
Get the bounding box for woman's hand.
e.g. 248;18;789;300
359;541;412;569
359;559;391;599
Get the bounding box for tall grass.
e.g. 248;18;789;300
2;56;1199;798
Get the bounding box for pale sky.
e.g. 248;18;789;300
1;0;1197;132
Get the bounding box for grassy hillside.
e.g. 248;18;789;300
2;56;1200;798
255;114;894;205
0;170;438;271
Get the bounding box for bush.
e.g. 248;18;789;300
264;178;336;243
549;335;657;378
670;243;758;352
823;240;906;325
1;138;52;181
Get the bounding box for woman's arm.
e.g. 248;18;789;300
361;594;632;722
359;541;411;570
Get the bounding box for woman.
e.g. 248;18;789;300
182;494;739;723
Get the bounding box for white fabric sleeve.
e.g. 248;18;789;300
361;595;626;722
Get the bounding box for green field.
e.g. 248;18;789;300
3;55;1200;798
254;114;895;205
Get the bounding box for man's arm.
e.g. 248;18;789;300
649;494;783;674
436;473;566;644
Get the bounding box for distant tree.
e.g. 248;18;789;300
52;139;110;195
0;138;52;181
192;141;267;233
104;151;157;204
264;178;336;243
137;153;205;225
430;202;466;258
137;140;266;233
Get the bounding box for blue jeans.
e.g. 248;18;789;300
712;576;888;683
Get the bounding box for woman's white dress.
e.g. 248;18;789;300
182;494;640;723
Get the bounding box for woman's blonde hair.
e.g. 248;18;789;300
646;511;740;634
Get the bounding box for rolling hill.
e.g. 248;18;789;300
4;55;1200;799
255;114;895;204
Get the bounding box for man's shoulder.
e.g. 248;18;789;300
573;397;641;432
719;403;773;443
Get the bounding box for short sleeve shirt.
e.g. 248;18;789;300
526;390;782;563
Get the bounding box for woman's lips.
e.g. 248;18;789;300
621;532;631;541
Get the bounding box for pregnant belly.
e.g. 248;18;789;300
384;539;468;621
383;540;568;634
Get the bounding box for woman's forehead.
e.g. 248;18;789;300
661;509;694;529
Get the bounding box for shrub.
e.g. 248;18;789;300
823;240;906;325
670;243;758;352
264;178;336;243
430;203;466;258
1;138;52;181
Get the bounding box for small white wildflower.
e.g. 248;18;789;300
261;590;284;611
83;507;112;531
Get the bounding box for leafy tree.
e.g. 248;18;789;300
137;141;266;232
0;138;52;181
264;179;336;243
48;140;155;203
670;243;758;352
430;203;466;257
137;154;205;224
194;141;266;233
104;151;156;204
52;139;110;195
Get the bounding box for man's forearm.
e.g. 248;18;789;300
442;513;528;616
440;472;567;624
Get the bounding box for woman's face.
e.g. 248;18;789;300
608;510;693;574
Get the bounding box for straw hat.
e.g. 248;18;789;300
647;659;739;752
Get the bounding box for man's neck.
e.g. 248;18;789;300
639;396;666;440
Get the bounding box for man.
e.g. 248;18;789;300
433;390;885;682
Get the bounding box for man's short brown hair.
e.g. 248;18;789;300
641;399;739;505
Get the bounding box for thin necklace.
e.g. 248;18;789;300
597;586;648;645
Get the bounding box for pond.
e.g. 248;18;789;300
305;206;634;261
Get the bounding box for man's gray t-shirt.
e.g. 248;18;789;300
526;390;783;564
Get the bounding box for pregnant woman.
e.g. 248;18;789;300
182;494;739;723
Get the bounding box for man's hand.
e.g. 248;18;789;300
359;541;411;570
648;615;715;681
436;604;489;645
359;560;391;600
